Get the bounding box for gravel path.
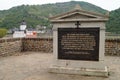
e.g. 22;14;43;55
0;52;120;80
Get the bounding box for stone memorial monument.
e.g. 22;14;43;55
49;5;109;77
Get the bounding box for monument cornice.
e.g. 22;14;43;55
51;18;108;23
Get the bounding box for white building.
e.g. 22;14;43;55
13;20;27;38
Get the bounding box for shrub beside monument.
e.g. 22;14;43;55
0;28;7;38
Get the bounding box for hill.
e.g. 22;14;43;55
106;8;120;32
0;1;107;29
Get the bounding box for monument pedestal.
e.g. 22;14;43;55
49;66;108;77
49;61;108;77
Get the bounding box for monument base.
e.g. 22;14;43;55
49;66;108;77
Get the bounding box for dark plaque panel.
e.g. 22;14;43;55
58;28;100;61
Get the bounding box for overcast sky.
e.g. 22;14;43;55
0;0;120;11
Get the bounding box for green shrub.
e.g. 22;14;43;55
0;28;7;38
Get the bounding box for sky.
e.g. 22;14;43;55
0;0;120;11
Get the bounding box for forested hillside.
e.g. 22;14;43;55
106;8;120;32
0;1;107;29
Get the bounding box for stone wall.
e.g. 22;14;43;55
22;38;53;52
0;38;22;57
105;39;120;56
0;37;120;57
0;38;53;57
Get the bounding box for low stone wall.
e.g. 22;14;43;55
0;38;22;57
105;39;120;56
0;37;120;57
22;38;53;52
0;38;53;57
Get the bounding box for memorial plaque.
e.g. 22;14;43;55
58;28;99;61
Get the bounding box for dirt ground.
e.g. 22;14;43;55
0;52;120;80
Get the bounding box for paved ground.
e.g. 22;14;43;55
0;52;120;80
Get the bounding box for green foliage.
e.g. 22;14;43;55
106;8;120;33
0;28;7;38
0;1;107;29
